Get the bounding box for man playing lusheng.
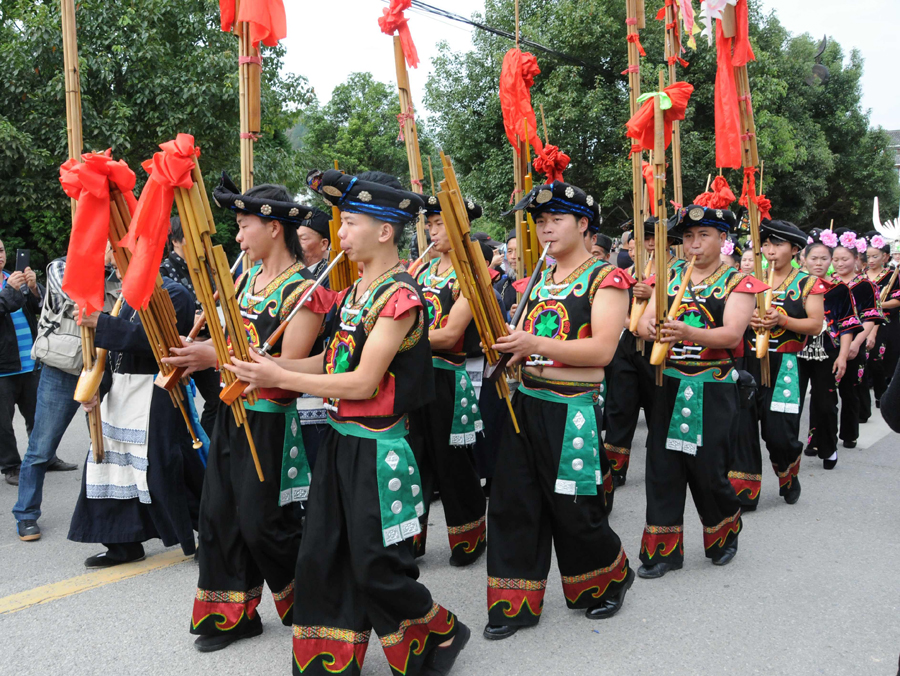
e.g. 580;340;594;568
483;181;635;641
227;169;469;676
637;201;767;579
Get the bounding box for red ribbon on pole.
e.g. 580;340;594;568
499;49;544;155
625;81;694;153
714;20;742;169
119;134;199;310
220;0;287;48
641;161;657;217
694;175;736;209
379;0;419;69
59;151;137;321
738;167;771;220
533;145;570;184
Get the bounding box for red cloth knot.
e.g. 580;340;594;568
379;0;419;69
533;144;570;184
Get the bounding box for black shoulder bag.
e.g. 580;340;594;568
684;280;758;410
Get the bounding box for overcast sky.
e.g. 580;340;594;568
280;0;899;130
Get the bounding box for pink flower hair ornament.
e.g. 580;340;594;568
871;235;886;249
721;239;735;256
839;231;857;249
820;230;838;248
855;237;868;253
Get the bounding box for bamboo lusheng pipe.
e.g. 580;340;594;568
625;0;646;350
628;255;654;333
325;161;359;291
173;160;264;481
437;151;519;434
881;265;900;304
184;255;244;345
755;263;777;358
650;255;696;365
735;54;769;386
664;0;684;210
651;71;671;385
74;297;124;403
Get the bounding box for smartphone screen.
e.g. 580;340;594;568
15;249;30;273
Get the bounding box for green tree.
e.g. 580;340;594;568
0;0;312;270
424;0;899;237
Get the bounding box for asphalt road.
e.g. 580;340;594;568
1;396;898;676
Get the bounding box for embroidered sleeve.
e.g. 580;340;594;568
378;285;423;320
279;280;338;321
852;280;885;324
589;265;635;303
731;272;769;295
825;284;862;337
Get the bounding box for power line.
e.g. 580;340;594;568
382;0;593;70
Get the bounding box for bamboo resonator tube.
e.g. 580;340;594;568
755;264;776;358
650;255;696;366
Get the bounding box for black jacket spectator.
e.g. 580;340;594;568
0;280;41;374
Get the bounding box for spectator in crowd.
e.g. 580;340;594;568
0;239;44;489
494;231;518;313
617;230;634;269
593;233;613;261
296;208;331;282
12;251;117;541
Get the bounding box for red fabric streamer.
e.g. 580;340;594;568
621;64;640;75
626;33;647;57
641;161;656;217
59;151;137;321
119;134;199;310
714;21;742;169
732;0;756;67
738;167;771;220
499;48;544;155
693;176;735;209
625;81;694;153
220;0;287;48
378;0;419;69
533;145;570;184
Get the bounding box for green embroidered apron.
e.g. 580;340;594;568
433;359;484;446
519;382;604;496
769;353;800;414
279;408;312;506
328;417;425;547
663;368;736;456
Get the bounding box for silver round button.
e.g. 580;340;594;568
599;383;605;393
573;437;584;450
461;398;468;407
572;459;584;471
408;465;415;475
411;484;420;497
732;370;739;382
681;407;691;417
461;415;469;425
460;377;467;388
680;423;690;434
472;404;478;413
391;500;403;514
388;478;402;492
784;376;792;384
289;446;299;459
783;389;791;397
787;360;794;369
287;467;298;479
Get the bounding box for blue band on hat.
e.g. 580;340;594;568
534;198;594;222
338;177;358;205
342;200;416;225
682;218;731;232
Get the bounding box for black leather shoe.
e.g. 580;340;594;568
4;469;19;486
85;545;145;568
612;474;626;487
784;478;801;505
875;399;881;409
483;623;518;641
17;519;40;541
637;561;682;579
585;568;634;620
712;537;738;566
424;621;470;675
843;440;857;449
194;615;263;652
823;455;838;470
803;444;817;457
448;538;486;568
47;457;78;472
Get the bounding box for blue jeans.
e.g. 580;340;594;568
13;365;82;522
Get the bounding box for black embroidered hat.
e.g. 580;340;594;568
666;214;683;243
298;208;331;239
759;219;808;250
642;216;659;240
595;233;613;252
472;231;502;248
306;169;424;225
213;173;315;225
422;193;484;223
671;204;737;236
507;181;600;225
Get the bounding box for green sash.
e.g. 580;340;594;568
328;417;425;547
663;368;735;456
519;382;603;496
433;359;484;446
769;353;800;414
279;408;312;506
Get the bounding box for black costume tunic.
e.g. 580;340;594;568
68;278;203;555
867;268;900;402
